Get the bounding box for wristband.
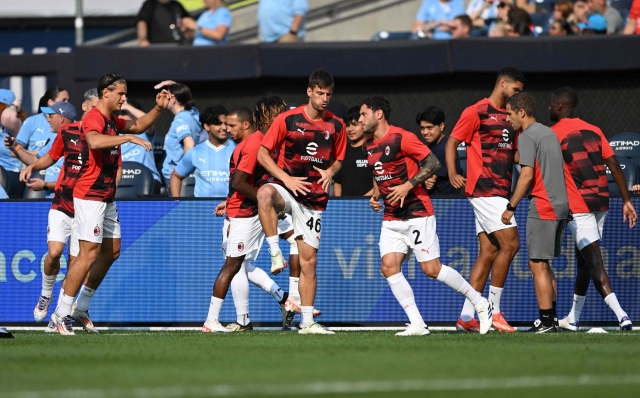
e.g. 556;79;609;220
506;203;517;211
289;29;298;35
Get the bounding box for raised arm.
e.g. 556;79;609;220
86;131;152;151
121;90;169;134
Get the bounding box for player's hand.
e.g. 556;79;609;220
12;98;22;112
26;179;46;191
4;134;15;149
424;175;437;191
284;176;311;197
154;80;177;90
387;181;413;208
313;166;334;193
370;194;383;213
449;173;466;189
20;165;34;183
622;201;637;228
213;201;227;216
155;89;170;110
632;184;640;193
501;209;514;225
128;136;153;152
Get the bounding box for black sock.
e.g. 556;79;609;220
279;291;289;305
552;301;557;321
540;308;554;327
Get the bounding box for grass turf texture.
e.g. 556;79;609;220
1;330;639;397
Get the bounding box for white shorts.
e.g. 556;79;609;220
269;183;323;249
469;197;517;235
379;216;440;263
569;211;607;250
74;198;121;244
221;214;294;260
47;209;79;257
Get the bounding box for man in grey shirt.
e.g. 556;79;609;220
501;92;569;334
587;0;624;34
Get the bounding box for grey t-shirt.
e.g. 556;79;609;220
518;122;569;220
604;8;624;34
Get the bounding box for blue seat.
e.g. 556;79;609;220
606;156;638;195
371;31;415;41
153;135;166;186
22;169;48;199
609;132;640;177
115;162;155;198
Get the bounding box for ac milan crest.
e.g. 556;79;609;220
385;146;390;156
94;225;101;236
238;242;245;252
325;130;330;140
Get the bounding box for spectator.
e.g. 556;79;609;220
549;19;574;35
258;0;309;43
587;0;624;34
624;0;640;34
0;89;22;182
411;0;466;40
489;0;513;37
137;0;196;46
508;7;533;26
170;105;235;197
554;0;574;22
415;106;461;195
450;14;472;38
579;13;608;34
333;106;373;197
633;184;640;193
181;0;232;46
161;83;203;182
467;0;499;28
16;86;68;155
573;0;589;24
508;20;533;36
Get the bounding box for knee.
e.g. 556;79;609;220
505;239;520;256
300;256;317;272
256;186;274;207
47;249;64;261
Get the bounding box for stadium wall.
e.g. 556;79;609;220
1;198;638;325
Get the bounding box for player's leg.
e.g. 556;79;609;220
227;260;252;332
528;259;556;332
257;184;288;274
203;255;245;333
243;261;292;327
485;226;519;331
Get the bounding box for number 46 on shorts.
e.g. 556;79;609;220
306;216;321;233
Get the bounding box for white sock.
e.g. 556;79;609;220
266;235;280;254
230;261;250;325
604;293;628;322
567;294;586;322
74;286;96;312
245;262;285;303
41;274;57;298
301;306;314;327
460;299;476;322
54;287;65;312
289;277;300;300
237;314;250;326
437;265;481;305
55;294;75;317
387;273;424;326
286;235;298;255
489;285;503;313
207;296;224;322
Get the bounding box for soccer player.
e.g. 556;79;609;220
362;95;493;336
549;87;637;331
332;105;373;197
203;107;290;332
445;67;524;332
503;92;569;333
49;73;168;335
255;69;346;334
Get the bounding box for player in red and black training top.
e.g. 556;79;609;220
361;95;493;336
444;67;525;333
255;69;346;335
49;73;169;336
549;87;637;331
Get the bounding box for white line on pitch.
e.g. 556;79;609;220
3;374;640;398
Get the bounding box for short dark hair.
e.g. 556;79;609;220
552;86;578;108
361;95;391;121
254;96;287;131
308;69;334;89
497;67;525;84
228;106;254;128
344;106;361;125
200;105;228;126
506;92;536;117
97;73;126;99
167;83;194;110
455;15;472;30
415;106;445;126
38;86;67;112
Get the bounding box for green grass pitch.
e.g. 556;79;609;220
1;330;639;398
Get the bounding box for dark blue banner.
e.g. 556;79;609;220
0;198;638;323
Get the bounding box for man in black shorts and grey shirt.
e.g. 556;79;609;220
333;106;373;197
502;92;569;333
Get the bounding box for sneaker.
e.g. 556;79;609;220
33;295;51;323
284;296;322;317
225;322;254;332
298;321;335;335
456;318;480;332
396;323;430;336
620;316;633;331
202;320;230;333
70;304;99;334
51;313;75;336
0;328;15;339
492;312;516;333
526;319;558;333
270;250;287;275
44;318;58;333
558;317;580;331
473;297;493;335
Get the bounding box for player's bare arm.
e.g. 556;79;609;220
213;201;227;216
86;131;152;152
169;170;185;197
19;154;55;182
387;152;442;208
603;155;638;228
116;166;123;186
121;90;170;134
501;165;533;225
445;136;466;188
232;170;258;202
314;160;342;193
257;145;311;196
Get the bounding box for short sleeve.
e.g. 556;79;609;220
175;148;196;177
293;0;309;15
450;107;481;144
261;114;287;152
136;0;154;22
237;136;260;175
401;131;431;163
601;131;615;159
115;116;127;132
217;8;232;27
82;111;105;135
416;0;432;22
332;121;347;162
517;134;536;168
16;116;33;148
44;133;64;161
170;117;192;143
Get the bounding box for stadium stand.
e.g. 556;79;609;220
153;134;167;185
606;155;638;195
115;162;156;199
609;132;640;175
22;169;47;199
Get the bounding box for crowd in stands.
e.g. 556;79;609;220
1;82;639;201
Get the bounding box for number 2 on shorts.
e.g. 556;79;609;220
412;230;422;245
